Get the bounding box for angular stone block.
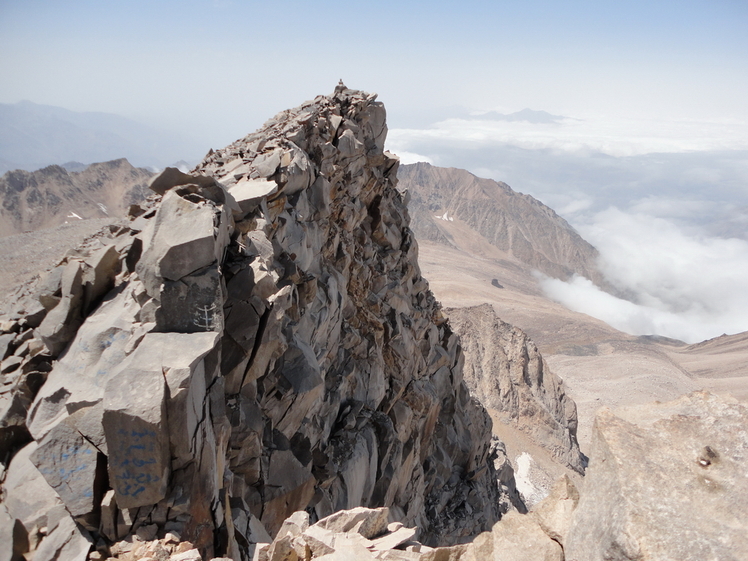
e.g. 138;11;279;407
29;418;101;519
136;190;221;296
158;265;224;333
35;260;84;355
0;503;28;561
261;450;316;537
81;244;120;315
31;506;92;561
120;332;218;471
103;368;170;509
27;284;140;443
2;442;64;544
229;178;279;215
314;507;389;540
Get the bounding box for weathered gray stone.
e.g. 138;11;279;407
229;178;279;215
252;149;282;178
463;511;563;561
158;265;224;333
2;442;63;549
27;283;140;442
566;391;748;561
261;450;316;536
103;368;170;509
0;386;31;459
35;260;84;355
99;489;118;542
120;331;219;469
0;332;16;359
0;503;28;561
368;524;417;551
136;190;226;296
314;507;389;540
35;265;64;312
277;144;313;196
81;244;120;314
0;355;23;374
30;506;92;561
530;474;579;547
149;166;218;195
29;417;101;519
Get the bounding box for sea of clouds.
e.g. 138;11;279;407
388;112;748;344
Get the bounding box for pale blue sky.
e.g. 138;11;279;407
1;0;746;148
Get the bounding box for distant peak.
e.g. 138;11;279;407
475;108;567;124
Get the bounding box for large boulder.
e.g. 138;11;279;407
565;391;748;561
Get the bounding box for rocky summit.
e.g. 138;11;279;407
0;84;504;560
1;84;747;561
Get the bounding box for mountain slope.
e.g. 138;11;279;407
398;162;606;286
0;158;153;236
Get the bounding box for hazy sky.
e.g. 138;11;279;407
1;0;747;148
2;0;748;342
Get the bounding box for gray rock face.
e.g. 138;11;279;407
0;85;505;560
565;391;748;561
103;367;170;509
446;304;584;474
29;417;101;520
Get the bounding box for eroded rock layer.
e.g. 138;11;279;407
0;84;502;561
446;304;584;474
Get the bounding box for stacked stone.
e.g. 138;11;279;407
0;84;502;561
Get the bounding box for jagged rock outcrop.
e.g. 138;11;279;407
0;84;503;561
445;305;584;474
0;159;153;237
397;162;607;287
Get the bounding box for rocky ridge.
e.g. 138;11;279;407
397;162;606;287
0;158;153;237
0;84;505;560
39;390;741;561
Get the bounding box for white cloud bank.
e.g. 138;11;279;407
539;209;748;344
389;111;748;343
389;114;748;158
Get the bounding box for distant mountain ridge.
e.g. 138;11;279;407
475;108;567;124
398;162;607;287
0;158;153;236
0;101;202;173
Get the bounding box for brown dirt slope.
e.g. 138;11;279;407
0;158;152;236
398;162;606;287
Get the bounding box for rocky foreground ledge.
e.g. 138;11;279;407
90;391;748;561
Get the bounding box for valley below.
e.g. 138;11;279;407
418;239;748;451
